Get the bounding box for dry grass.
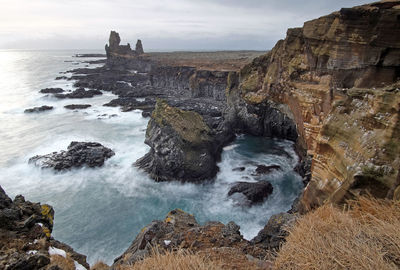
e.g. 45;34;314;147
117;249;222;270
91;261;111;270
274;197;400;270
49;255;76;270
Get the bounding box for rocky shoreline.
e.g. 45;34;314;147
3;0;400;269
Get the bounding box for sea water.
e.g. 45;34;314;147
0;50;303;264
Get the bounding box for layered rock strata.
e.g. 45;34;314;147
228;0;400;210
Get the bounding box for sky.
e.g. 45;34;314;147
0;0;373;51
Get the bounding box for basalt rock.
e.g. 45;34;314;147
24;105;54;113
135;99;221;182
29;141;114;170
55;88;102;99
64;104;91;110
255;165;281;175
39;88;64;94
228;181;273;205
0;186;89;270
105;31;143;59
251;212;297;250
135;39;144;54
112;209;270;269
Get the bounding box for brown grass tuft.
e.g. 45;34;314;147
118;249;223;270
91;261;110;270
274;196;400;270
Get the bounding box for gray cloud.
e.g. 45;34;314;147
0;0;373;50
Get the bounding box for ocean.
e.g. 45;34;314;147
0;50;303;264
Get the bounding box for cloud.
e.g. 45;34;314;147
0;0;373;50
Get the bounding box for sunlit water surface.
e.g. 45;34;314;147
0;50;303;264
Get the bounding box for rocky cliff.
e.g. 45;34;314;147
230;0;400;210
0;186;89;270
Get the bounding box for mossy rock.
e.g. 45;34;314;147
152;99;212;145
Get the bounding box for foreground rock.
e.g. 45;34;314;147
29;141;114;170
112;209;270;269
24;105;53;113
39;88;64;94
228;181;273;205
0;186;89;269
135;99;221;182
64;104;91;110
55;88;102;99
251;212;297;250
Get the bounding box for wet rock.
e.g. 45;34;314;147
255;164;281;175
55;88;102;99
228;181;273;205
29;141;114;170
39;87;64;93
64;104;91;110
232;167;246;172
251;212;297;250
24;106;53;113
135;99;220;182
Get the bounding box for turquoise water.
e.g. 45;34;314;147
0;50;302;264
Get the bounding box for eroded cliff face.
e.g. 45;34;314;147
232;1;400;210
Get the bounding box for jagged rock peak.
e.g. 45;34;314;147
136;39;144;54
105;30;144;58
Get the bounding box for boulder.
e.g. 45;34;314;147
29;141;114;170
24;105;53;113
228;181;273;205
255;164;281;175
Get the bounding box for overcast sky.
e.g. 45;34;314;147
0;0;373;51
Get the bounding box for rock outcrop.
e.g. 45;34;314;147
39;88;64;94
135;99;225;182
55;88;102;99
227;0;400;211
228;181;273;205
29;142;114;170
105;31;144;59
112;209;271;270
24;106;54;113
0;186;89;270
64;104;91;110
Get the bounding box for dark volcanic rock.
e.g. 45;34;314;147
40;87;64;94
135;99;220;182
24;105;53;113
64;104;91;110
112;209;268;269
255;164;281;175
135;39;144;54
232;167;246;172
0;186;89;270
55;88;102;99
228;181;273;205
251;212;297;250
29;141;114;170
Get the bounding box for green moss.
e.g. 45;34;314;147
152;99;211;145
361;166;386;180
